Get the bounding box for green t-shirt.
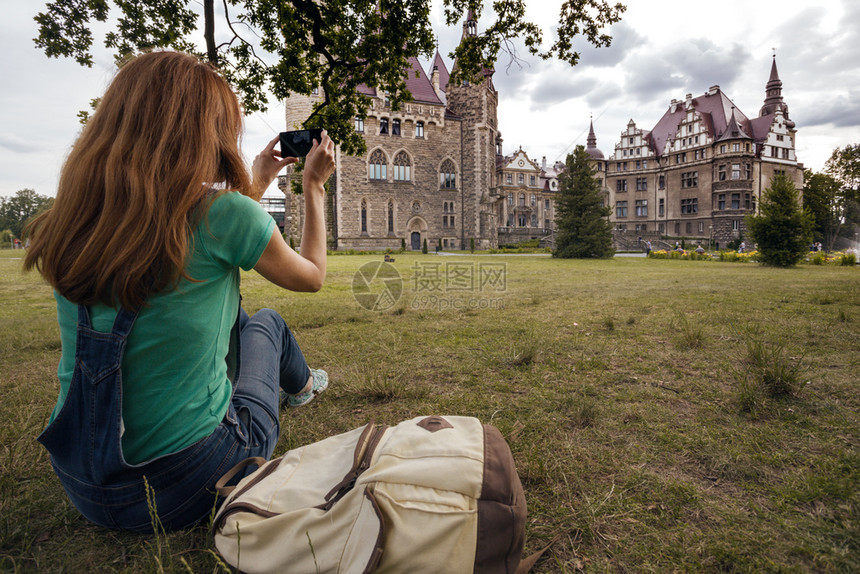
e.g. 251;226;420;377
52;191;275;464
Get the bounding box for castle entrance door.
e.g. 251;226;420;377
411;232;421;250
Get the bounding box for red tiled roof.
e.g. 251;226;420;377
355;57;444;107
405;57;444;105
648;90;749;157
357;84;377;97
431;51;450;92
749;114;776;142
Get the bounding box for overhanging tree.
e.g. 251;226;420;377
745;174;812;267
553;145;614;259
34;0;625;155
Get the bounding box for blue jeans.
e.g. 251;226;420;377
38;305;310;533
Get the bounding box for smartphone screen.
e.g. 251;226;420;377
279;128;323;158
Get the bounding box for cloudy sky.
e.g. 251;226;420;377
1;0;858;199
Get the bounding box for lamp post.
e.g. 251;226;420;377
709;225;713;252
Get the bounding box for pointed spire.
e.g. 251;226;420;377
585;116;605;160
760;54;790;120
718;106;751;142
587;116;597;147
768;54;780;83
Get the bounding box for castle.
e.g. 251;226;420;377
270;13;801;251
275;11;502;250
594;56;803;248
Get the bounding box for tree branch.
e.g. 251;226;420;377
204;0;217;63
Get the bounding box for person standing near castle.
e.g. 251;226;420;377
23;51;336;532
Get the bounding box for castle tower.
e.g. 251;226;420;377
759;56;793;127
445;10;501;249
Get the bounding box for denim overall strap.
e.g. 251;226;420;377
37;305;138;486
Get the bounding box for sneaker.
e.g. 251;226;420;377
286;369;329;408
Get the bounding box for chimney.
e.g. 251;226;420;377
708;85;720;96
542;156;547;170
431;65;440;94
670;99;679;113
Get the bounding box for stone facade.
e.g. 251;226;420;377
333;98;464;251
495;149;559;245
596;58;803;248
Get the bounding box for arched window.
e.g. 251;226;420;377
388;201;394;234
361;199;368;234
369;149;387;181
393;151;411;182
439;159;456;189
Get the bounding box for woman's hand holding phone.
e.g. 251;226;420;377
251;136;297;200
303;130;335;192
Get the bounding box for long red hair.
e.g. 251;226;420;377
25;51;252;309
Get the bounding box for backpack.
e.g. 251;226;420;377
213;415;527;573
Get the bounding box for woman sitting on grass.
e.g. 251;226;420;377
23;50;335;532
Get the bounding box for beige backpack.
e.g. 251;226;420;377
213;415;527;573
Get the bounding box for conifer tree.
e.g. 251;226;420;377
553;146;614;258
745;174;813;267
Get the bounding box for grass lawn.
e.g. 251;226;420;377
1;249;858;573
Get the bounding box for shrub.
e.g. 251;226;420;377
839;252;857;266
422;238;428;254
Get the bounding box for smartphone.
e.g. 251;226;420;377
279;128;323;158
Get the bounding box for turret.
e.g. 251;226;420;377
585;117;605;160
760;56;794;127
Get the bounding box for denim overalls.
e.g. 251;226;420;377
37;304;298;533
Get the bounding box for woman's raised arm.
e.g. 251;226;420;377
252;131;336;292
